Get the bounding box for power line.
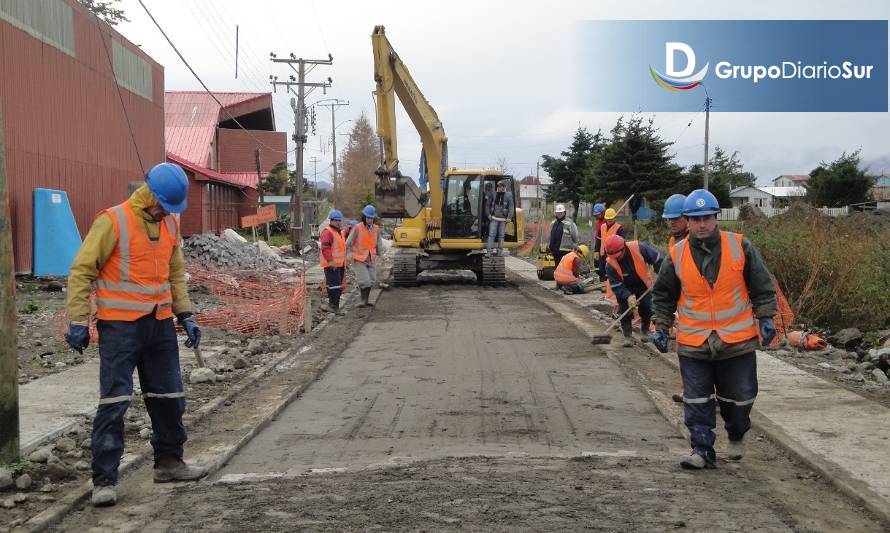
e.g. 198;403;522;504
136;0;298;155
307;0;330;53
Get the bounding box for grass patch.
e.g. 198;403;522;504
19;302;40;314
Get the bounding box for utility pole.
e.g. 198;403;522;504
0;100;20;463
270;53;333;250
703;96;712;190
314;99;349;204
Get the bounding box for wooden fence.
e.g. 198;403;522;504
718;206;849;221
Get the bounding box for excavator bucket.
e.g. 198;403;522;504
375;175;426;219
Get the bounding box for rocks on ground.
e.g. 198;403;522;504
182;233;290;271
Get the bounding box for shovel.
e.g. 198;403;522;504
192;345;205;368
590;285;654;345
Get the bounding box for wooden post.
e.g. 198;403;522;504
0;100;20;462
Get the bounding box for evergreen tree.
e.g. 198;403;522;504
337;111;381;217
541;127;599;221
593;115;682;213
806;151;874;207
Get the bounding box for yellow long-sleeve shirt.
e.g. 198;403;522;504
66;185;191;322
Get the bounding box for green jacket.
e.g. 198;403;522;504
651;228;776;360
66;185;191;322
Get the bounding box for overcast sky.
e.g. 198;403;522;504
117;0;890;185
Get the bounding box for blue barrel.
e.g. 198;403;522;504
32;188;82;276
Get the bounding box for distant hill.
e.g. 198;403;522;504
312;180;333;191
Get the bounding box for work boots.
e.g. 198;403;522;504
153;456;208;483
357;287;374;308
332;301;346;316
680;452;715;470
640;318;653;343
724;440;745;461
91;485;117;507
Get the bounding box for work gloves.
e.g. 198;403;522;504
627;295;638;309
65;322;90;354
652;329;670;354
759;318;776;347
177;313;202;349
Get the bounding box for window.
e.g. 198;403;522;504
442;174;481;238
0;0;74;55
112;39;153;101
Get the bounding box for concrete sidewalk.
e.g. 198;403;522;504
506;255;890;521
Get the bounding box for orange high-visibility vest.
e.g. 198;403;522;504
554;251;580;284
352;223;379;264
670;231;758;347
319;226;346;268
600;221;622;244
605;241;653;289
94;202;177;321
668;233;687;250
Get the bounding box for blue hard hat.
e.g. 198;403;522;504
662;194;687;219
593;203;606;215
349;219;357;226
329;209;343;221
361;204;376;218
683;189;720;216
146;163;188;213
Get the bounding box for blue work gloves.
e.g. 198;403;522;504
759;317;776;347
652;329;670;354
178;313;202;349
65;322;90;354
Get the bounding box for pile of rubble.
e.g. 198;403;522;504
182;231;292;271
774;327;890;389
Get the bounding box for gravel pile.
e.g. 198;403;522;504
183;233;288;271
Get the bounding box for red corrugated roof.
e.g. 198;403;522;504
219;171;260;188
164;91;273;169
166;152;251;189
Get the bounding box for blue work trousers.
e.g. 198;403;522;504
679;351;758;464
324;266;345;307
486;219;506;254
92;315;187;486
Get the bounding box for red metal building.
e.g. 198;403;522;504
164;92;287;236
0;0;164;272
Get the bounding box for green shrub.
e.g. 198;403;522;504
745;205;890;331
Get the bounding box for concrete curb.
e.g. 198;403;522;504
511;272;890;525
18;267;388;533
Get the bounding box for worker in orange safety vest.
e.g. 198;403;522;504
553;244;590;294
603;235;663;347
65;163;207;507
345;204;384;307
651;189;777;470
320;209;347;316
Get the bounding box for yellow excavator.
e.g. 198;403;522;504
371;26;524;286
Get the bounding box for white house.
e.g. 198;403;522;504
518;176;551;220
772;174;810;187
729;185;806;209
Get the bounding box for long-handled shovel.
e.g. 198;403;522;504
590;285;654;345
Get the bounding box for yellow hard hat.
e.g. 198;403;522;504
577;244;590;258
604;208;617;220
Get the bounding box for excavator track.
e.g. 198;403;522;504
480;255;506;286
393;250;419;286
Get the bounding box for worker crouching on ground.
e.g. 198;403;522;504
593;208;625;286
486;179;514;257
651;189;777;470
346;204;384;307
553;244;590;294
65;163;207;507
320;209;347;316
603;235;662;347
547;204;578;267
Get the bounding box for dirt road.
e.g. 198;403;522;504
46;273;886;532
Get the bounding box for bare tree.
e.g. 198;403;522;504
495;156;510;175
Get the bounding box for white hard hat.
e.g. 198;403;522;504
554;204;566;214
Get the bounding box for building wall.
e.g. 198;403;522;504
731;188;773;209
0;0;164;271
216;129;286;174
179;171;206;236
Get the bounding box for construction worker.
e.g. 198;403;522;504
663;194;689;248
346;204;384;307
320;209;347;316
486;179;514;257
651;189;777;470
591;203;607;280
65;163;207;507
553;244;591;294
593;208;626;287
603;235;663;347
663;193;688;402
547;203;578;268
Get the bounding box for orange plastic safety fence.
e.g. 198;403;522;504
514;222;540;257
768;275;795;348
186;263;307;336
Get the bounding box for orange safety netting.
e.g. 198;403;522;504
768;274;795;348
56;265;308;340
186;263;307;336
514;221;541;257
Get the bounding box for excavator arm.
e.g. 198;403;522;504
372;25;448;219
